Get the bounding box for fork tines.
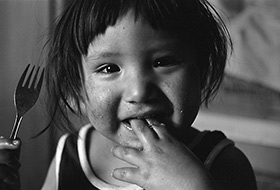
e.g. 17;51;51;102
18;64;44;89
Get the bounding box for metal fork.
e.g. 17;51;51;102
10;64;44;140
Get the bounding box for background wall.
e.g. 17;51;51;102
200;0;280;189
0;1;63;189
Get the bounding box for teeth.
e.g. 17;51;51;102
123;117;165;131
123;120;132;131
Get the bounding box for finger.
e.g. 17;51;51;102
146;118;168;139
0;138;21;164
112;167;141;185
130;119;158;148
6;160;21;170
0;150;10;163
0;138;20;150
111;145;142;166
2;173;19;185
0;145;21;165
0;150;19;164
0;165;19;185
0;153;21;170
121;139;143;150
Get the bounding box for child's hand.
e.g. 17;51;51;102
0;136;21;190
112;120;216;190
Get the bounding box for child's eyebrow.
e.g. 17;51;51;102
147;40;183;55
149;43;177;52
85;51;122;61
84;40;179;62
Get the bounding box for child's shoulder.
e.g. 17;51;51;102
195;130;258;190
210;143;257;190
189;129;234;164
189;128;257;190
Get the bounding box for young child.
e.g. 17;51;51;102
1;0;257;189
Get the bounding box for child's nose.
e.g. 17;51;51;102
123;73;158;104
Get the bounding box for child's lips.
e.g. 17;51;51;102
122;117;165;131
120;118;166;150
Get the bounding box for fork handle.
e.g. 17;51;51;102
10;115;23;140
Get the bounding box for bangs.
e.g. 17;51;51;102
64;0;200;55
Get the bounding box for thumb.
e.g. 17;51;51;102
0;137;20;150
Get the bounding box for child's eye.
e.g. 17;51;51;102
154;56;180;68
97;64;120;74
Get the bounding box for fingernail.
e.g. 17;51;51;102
3;177;16;185
12;140;20;146
146;118;165;127
137;123;144;131
111;145;118;153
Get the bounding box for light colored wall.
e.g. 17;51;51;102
0;1;56;189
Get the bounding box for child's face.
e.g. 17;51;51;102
82;12;201;147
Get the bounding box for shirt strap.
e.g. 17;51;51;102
204;138;234;169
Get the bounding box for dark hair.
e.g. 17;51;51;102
45;0;231;132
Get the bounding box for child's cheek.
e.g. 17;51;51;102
161;69;200;128
84;79;119;133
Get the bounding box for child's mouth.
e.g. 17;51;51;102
123;119;133;131
122;117;165;131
